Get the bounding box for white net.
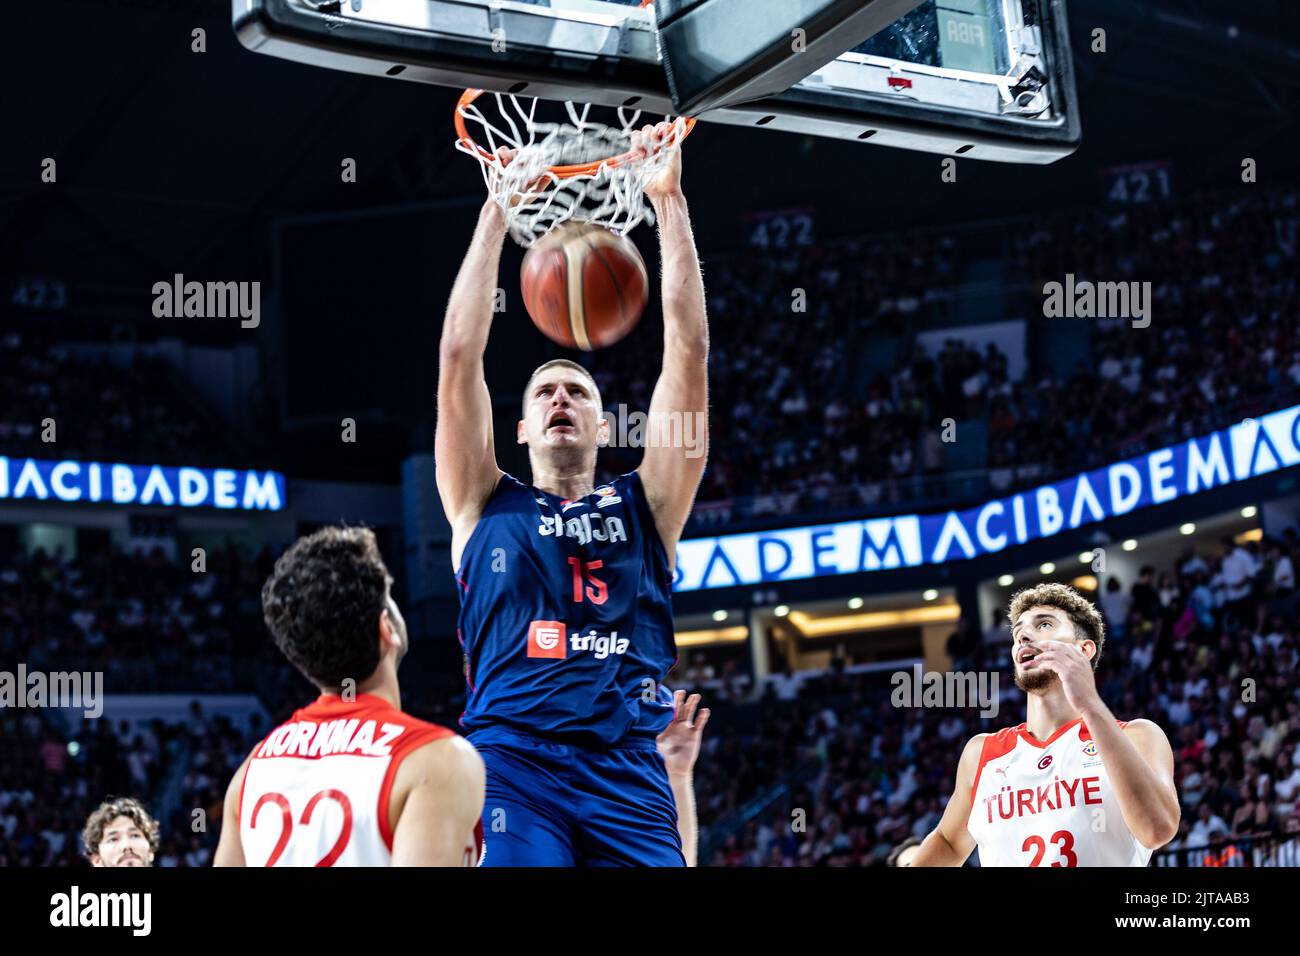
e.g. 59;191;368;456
456;92;689;247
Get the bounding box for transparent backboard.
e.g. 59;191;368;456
233;0;1079;163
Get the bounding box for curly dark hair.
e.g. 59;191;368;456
261;525;393;688
82;796;160;862
1008;582;1106;670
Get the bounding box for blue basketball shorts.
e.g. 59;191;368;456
469;726;685;867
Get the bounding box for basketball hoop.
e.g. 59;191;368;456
454;2;694;246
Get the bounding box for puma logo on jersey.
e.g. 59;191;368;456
536;511;627;545
256;718;405;759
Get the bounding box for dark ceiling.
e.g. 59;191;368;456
2;0;1298;324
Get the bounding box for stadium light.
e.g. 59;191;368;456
1078;551;1093;563
774;605;790;617
712;609;728;622
1241;505;1257;518
997;574;1014;587
787;603;960;636
1180;523;1196;535
922;589;939;601
848;597;864;609
1040;562;1056;574
676;625;749;647
1122;539;1138;551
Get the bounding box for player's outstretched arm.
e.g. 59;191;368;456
391;736;486;867
636;127;709;564
212;753;252;866
657;690;711;867
909;733;986;867
1029;641;1180;849
436;198;510;567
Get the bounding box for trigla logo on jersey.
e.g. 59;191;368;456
525;620;629;660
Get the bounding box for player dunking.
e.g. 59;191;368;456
436;127;709;865
911;583;1180;866
214;527;485;866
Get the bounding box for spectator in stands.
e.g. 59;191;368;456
81;796;159;868
1187;803;1230;849
1131;566;1162;620
1268;541;1295;596
1221;536;1260;626
1099;577;1131;640
982;609;1010;647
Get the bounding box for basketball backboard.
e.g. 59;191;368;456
233;0;1079;164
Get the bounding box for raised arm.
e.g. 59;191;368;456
1029;641;1181;849
909;733;985;866
636;128;709;566
436;199;510;570
656;690;710;867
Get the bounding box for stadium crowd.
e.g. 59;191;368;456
4;525;1297;867
2;183;1299;867
0;328;233;465
687;531;1300;866
0;542;283;695
0;710;182;866
593;183;1300;524
4;185;1296;529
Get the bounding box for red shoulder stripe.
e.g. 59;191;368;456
968;726;1021;811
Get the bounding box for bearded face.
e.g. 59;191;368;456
1010;605;1094;693
92;816;155;868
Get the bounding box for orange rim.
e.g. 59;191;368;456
454;0;694;181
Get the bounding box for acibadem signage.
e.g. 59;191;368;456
0;457;285;511
673;404;1300;592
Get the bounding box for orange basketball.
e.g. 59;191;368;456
520;222;649;351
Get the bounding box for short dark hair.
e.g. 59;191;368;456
522;359;601;416
887;836;922;866
261;526;392;688
82;797;160;861
1008;582;1106;670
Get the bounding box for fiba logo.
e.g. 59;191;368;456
1082;741;1098;757
527;620;567;659
1037;755;1054;770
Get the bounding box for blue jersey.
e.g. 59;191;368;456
456;470;677;748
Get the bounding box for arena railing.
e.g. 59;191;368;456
1152;832;1300;867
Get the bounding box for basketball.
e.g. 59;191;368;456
520;222;649;351
13;0;1300;928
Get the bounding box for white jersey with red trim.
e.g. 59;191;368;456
966;718;1153;867
239;692;480;867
